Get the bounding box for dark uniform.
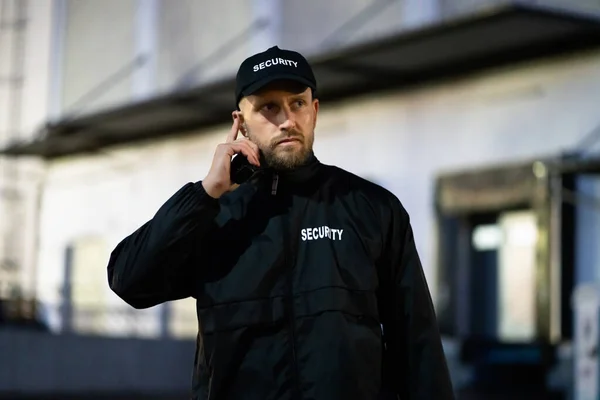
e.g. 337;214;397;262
108;154;454;399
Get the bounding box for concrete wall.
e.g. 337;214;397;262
35;49;600;331
0;328;195;397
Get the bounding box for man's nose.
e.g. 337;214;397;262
279;108;296;131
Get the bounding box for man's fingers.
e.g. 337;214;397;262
228;142;260;166
218;135;261;166
226;115;241;143
239;137;260;154
238;145;261;166
231;138;260;163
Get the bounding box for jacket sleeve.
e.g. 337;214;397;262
378;197;454;399
107;181;220;309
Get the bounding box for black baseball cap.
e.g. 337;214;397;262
235;46;317;107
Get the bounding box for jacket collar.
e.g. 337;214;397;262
271;151;321;183
230;153;322;203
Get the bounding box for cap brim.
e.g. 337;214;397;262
240;74;316;99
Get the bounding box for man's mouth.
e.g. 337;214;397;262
276;137;302;145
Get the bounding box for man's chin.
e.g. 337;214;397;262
266;149;311;171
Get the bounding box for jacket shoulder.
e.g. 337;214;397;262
321;164;406;213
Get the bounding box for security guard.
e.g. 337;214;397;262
108;46;454;400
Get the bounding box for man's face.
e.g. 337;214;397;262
238;81;319;171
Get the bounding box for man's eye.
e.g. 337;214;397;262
262;103;276;111
295;100;305;107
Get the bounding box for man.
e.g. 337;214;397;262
108;46;454;400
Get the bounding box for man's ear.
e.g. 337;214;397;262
232;111;248;135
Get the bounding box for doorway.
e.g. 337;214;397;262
468;210;538;342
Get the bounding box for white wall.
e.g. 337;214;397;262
280;0;406;54
61;0;136;114
0;0;53;299
36;48;600;334
155;0;256;92
0;0;54;143
52;0;600;117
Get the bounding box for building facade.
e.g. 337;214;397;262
35;45;600;336
3;0;600;395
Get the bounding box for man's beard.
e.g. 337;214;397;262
247;127;313;171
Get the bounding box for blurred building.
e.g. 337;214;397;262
0;0;50;304
3;0;600;398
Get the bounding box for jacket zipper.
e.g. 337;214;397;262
273;172;301;398
271;173;279;195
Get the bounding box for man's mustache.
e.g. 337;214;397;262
270;132;303;147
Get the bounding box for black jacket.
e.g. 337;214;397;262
107;155;454;400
